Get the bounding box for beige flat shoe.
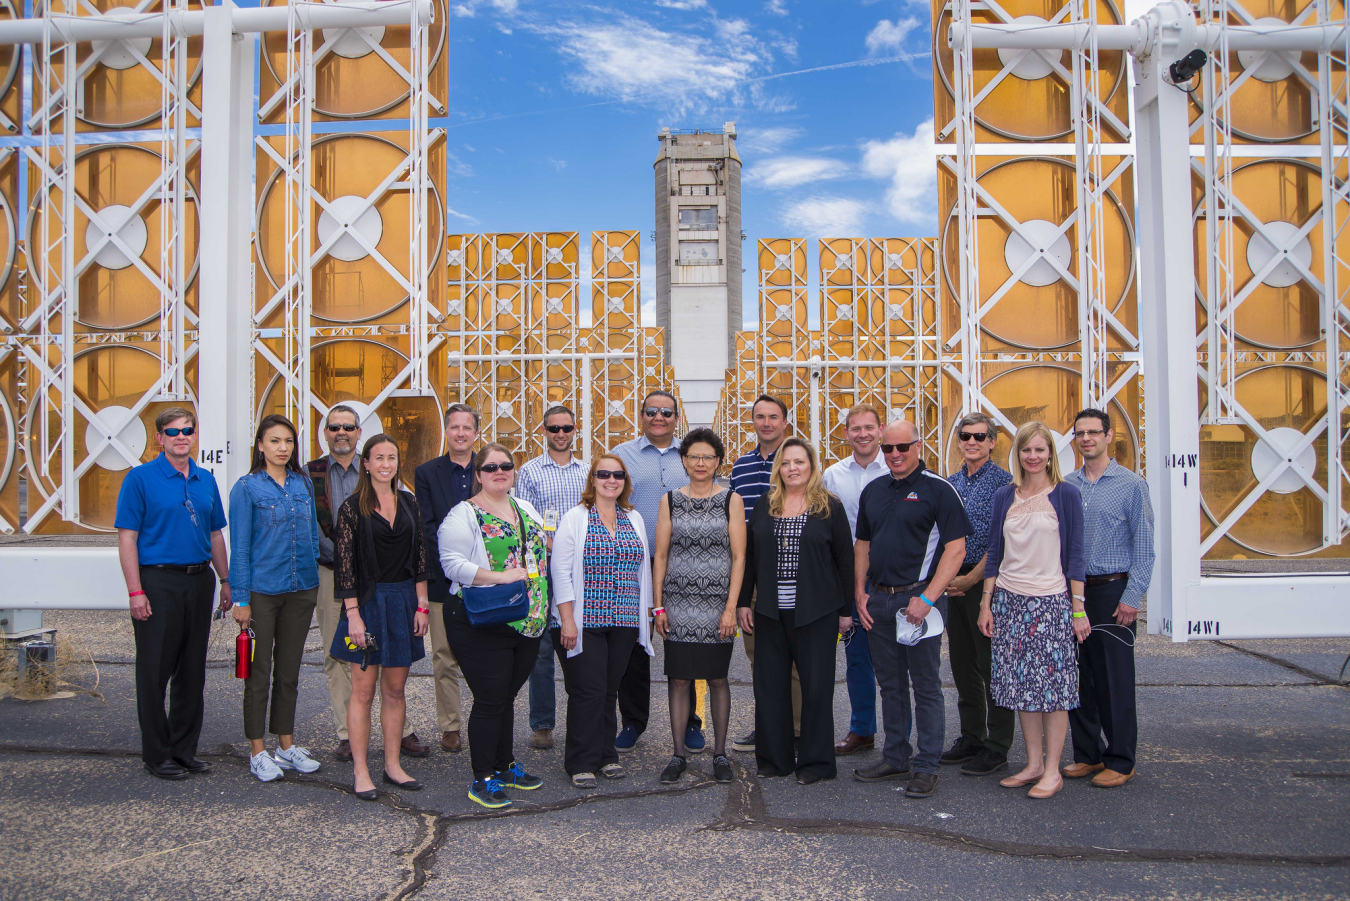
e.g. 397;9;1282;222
1027;777;1064;799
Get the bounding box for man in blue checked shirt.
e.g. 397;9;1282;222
514;404;586;751
1063;407;1155;789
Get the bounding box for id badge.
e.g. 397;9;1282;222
525;546;541;579
544;507;558;532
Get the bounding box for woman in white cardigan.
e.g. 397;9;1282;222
437;443;548;810
550;452;654;789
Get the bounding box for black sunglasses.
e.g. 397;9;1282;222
595;469;628;481
327;423;358;432
545;424;575;434
162;426;195;437
478;462;516;473
643;407;676;418
881;441;916;454
958;431;991;443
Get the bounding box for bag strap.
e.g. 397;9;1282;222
722;487;732;518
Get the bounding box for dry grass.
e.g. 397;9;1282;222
0;632;104;702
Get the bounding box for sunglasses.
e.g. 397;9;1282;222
958;431;991;443
643;407;676;418
162;426;195;437
595;469;628;481
545;424;575;434
327;423;358;433
478;462;516;473
881;441;916;454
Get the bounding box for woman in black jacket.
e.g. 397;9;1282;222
738;437;854;784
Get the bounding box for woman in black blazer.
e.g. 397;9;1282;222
738;437;855;784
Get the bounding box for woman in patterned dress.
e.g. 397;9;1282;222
551;453;655;789
978;421;1090;799
438;443;549;809
651;427;746;785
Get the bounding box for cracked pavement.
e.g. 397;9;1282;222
2;610;1348;900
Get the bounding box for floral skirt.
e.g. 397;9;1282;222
990;587;1079;712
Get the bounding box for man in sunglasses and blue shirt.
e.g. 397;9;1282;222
115;408;231;781
514;405;587;750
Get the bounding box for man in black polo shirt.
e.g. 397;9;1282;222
853;420;971;798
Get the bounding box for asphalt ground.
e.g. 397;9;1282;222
2;610;1348;901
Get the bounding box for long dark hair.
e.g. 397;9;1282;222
250;414;303;476
355;434;401;517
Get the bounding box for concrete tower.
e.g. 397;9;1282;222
654;123;742;427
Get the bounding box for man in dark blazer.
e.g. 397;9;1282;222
412;402;479;753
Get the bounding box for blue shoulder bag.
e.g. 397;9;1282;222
460;500;535;628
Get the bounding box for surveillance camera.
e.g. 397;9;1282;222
1166;49;1208;87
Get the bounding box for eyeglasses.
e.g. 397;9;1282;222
684;454;719;464
162;426;195;437
545;424;575;434
1073;428;1107;439
595;469;628;481
478;462;516;473
327;423;358;433
958;431;991;443
644;407;676;419
881;441;916;454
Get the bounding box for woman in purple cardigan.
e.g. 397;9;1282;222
978;421;1090;799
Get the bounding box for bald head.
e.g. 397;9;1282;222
882;420;922;478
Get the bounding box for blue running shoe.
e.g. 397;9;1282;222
615;724;641;753
468;778;511;809
684;726;706;754
496;761;543;790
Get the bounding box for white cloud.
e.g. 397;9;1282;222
655;0;707;8
452;0;517;16
737;125;803;154
861;118;936;224
781;196;869;237
746;155;849;189
865;17;920;55
549;158;567;171
765;0;789;14
445;205;478;223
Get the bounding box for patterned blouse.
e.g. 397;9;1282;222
582;506;644;629
473;502;549;638
773;514;808;611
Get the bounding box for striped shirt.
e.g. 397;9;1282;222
514;452;586;529
1064;460;1156;609
611;434;689;546
729;444;779;523
774;514;807;610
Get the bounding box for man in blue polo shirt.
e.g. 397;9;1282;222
115;408;230;781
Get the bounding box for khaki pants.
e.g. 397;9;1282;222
427;600;464;734
315;567;415;741
744;627;802;734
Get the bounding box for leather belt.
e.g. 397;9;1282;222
144;562;212;574
1086;572;1127;586
875;580;923;595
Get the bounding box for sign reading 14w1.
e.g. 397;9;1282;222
1161;451;1198;487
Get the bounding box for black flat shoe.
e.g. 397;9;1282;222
382;772;423;791
144;760;190;781
796;770;824;785
173;756;212;775
354;787;378;801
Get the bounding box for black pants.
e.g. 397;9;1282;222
557;626;638;775
443;599;541;780
617;644;700;735
132;567;215;766
947;587;1015;755
752;609;838;779
1069;579;1138;774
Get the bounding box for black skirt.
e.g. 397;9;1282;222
664;639;734;680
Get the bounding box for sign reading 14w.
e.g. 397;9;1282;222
1162;451;1198;486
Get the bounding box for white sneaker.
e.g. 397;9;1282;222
273;745;321;774
250;751;284;782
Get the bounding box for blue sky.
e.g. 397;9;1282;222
440;0;939;326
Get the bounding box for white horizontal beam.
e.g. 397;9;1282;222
950;16;1348;55
449;352;637;362
0;547;130;609
0;0;432;44
1168;575;1350;640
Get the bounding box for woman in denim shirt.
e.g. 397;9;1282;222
229;414;322;783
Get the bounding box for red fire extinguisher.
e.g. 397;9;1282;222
235;626;255;679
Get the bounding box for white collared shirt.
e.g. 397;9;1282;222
822;452;889;538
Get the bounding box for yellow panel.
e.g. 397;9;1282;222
0;349;19;530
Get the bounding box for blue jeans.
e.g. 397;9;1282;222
844;602;877;736
866;587;947;775
528;627;556;731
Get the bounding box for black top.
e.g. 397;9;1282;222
414;454;476;605
738;495;854;626
333;489;430;609
855;460;972;587
371;500;417;583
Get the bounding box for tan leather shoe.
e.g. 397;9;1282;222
1091;767;1135;788
401;732;430;758
834;732;875;755
441;730;463;752
1060;762;1105;779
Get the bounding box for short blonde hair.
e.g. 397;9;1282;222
1008;421;1063;487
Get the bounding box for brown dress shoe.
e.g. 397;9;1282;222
401;732;431;758
530;729;554;750
1060;762;1105;779
334;739;353;762
441;730;463;752
1091;767;1135;788
834;732;875;755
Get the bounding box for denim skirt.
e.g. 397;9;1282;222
330;580;425;669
